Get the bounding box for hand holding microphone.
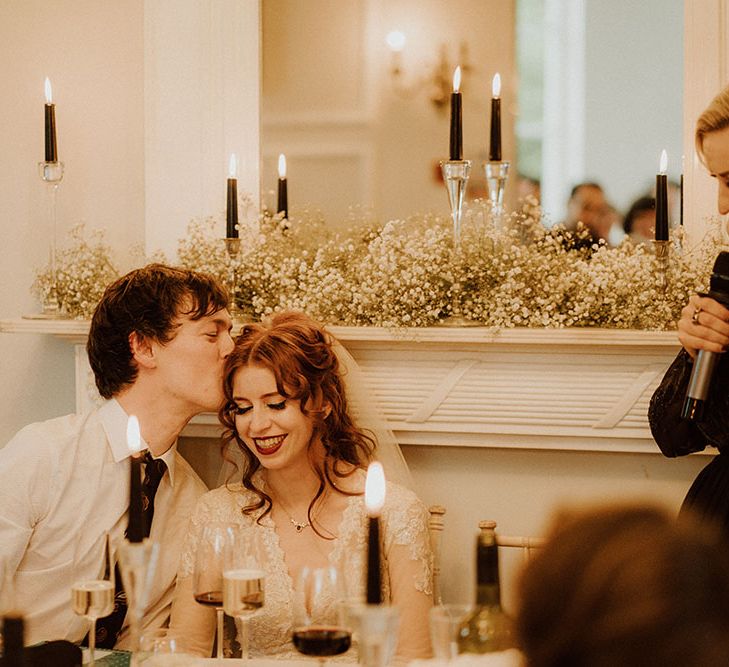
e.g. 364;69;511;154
681;251;729;420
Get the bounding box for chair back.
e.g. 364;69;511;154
428;505;446;604
494;524;545;563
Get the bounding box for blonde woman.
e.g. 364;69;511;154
649;85;729;532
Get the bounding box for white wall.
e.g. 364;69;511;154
0;1;145;445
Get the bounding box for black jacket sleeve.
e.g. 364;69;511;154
648;349;729;457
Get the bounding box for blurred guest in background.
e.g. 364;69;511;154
516;504;729;667
562;182;614;244
622;195;656;244
516;174;541;204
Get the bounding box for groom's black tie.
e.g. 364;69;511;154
95;452;167;648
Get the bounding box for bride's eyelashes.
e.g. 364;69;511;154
232;399;287;416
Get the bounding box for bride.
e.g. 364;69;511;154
169;311;433;660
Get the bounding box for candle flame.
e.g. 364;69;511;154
659;149;668;174
44;77;53;104
365;462;386;515
228;153;238;178
278;153;287;179
126;415;143;455
492;73;501;98
452;66;462;93
386;30;406;52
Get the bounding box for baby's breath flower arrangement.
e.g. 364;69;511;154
31;198;720;329
32;224;118;319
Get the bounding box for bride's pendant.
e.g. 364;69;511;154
290;518;310;533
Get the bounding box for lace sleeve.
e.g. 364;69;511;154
381;483;434;660
649;349;729;456
382;484;433;597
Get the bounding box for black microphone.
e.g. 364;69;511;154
682;251;729;421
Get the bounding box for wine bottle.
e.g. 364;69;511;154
457;520;514;654
2;614;25;667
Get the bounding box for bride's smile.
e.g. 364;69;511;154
232;363;319;472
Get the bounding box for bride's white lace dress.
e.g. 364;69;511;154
173;471;433;659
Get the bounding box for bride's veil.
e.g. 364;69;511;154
330;338;415;491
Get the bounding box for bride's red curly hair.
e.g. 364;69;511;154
218;311;376;532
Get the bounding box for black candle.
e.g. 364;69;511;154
655;150;669;241
680;158;684;226
449;67;463;161
126;416;144;543
226;154;239;239
366;516;381;604
44;77;57;163
365;462;385;605
277;153;288;218
489;73;502;162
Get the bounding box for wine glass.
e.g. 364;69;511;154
292;566;352;666
71;533;115;667
192;522;235;660
222;526;266;659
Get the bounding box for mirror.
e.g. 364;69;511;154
261;0;683;240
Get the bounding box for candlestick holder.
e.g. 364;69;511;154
350;604;399;667
652;240;671;292
440;160;478;327
440;160;471;249
26;161;65;319
116;539;159;667
484;160;510;227
224;238;244;319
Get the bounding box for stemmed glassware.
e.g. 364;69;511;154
292;566;352;666
71;534;115;667
222;527;266;660
192;522;235;660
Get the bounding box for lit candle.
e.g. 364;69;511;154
449;67;463;161
655;149;669;241
44;77;58;163
489;73;502;162
126;415;144;543
365;462;386;604
277;153;288;219
386;30;406;75
226;154;239;239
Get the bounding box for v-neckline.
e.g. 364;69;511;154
262;492;362;596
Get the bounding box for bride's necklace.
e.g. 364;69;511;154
274;489;327;534
286;513;310;533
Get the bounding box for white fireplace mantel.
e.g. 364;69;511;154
0;318;683;455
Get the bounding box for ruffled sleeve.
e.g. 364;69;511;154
649;349;729;457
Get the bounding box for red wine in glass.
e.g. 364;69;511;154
194;591;223;607
293;626;352;657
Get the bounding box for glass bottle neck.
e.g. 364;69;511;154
475;541;502;607
475;582;502;607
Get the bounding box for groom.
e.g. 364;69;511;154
0;263;234;648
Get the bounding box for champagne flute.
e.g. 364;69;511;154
222;527;265;660
292;566;352;666
71;533;115;667
192;522;234;660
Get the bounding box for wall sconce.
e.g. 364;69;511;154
386;31;472;111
